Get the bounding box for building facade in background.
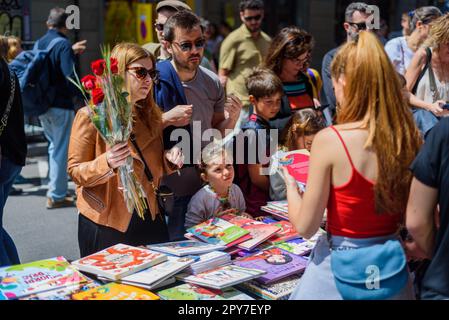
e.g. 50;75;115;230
1;0;449;72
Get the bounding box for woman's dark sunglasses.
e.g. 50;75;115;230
173;39;206;52
127;67;160;82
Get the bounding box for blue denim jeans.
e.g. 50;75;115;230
166;195;192;241
412;108;439;139
39;108;75;201
0;156;22;267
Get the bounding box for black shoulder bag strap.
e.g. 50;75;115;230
412;47;432;95
130;133;157;192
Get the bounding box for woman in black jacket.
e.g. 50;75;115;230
0;36;27;267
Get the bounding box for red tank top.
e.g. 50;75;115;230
327;127;401;238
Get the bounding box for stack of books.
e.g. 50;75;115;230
238;274;302;300
147;240;226;256
187;251;231;275
72;282;160;300
177;265;266;290
71;243;168;281
220;214;280;251
261;201;289;220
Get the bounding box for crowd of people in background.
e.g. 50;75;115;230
1;0;449;300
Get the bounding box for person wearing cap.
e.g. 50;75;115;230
35;7;87;209
218;0;271;131
143;0;191;60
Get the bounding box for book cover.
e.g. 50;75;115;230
275;238;312;256
21;281;100;300
0;256;89;300
178;265;266;290
71;243;167;280
118;256;195;289
72;283;159;300
233;247;307;284
186;218;251;247
220;214;280;251
148;240;226;256
157;283;254;300
277;150;310;190
260;206;289;220
267;221;300;244
238;275;302;300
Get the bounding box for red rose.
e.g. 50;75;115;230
110;58;119;74
91;59;106;76
81;75;97;91
91;88;104;105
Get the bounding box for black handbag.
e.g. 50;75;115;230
130;134;175;216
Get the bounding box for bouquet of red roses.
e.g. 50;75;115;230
69;47;149;219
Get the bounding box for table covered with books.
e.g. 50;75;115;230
0;201;326;301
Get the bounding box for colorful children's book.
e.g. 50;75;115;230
20;281;100;300
147;240;226;256
177;265;266;290
233;247;308;284
157;283;254;300
71;243;167;280
238;275;302;300
220;214;280;251
267;221;300;244
72;282;160;300
275;238;312;256
277;150;310;192
0;256;89;300
116;256;196;290
186;217;252;247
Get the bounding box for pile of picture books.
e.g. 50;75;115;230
0;202;328;300
261;201;289;220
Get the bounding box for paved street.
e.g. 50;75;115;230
3;140;80;264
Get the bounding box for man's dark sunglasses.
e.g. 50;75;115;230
127;67;160;82
173;39;206;52
347;21;368;30
243;14;262;22
154;23;164;31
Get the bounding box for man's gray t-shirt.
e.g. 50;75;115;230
183;65;225;151
162;66;226;197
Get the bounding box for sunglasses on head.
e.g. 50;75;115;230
154;22;164;31
173;39;206;52
243;14;262;22
126;67;159;82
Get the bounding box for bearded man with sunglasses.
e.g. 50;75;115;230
218;0;271;131
154;10;243;241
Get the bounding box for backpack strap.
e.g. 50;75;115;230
412;47;432;95
32;37;65;52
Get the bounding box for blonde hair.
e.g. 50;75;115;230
331;31;422;215
280;109;326;150
424;13;449;49
111;42;162;140
7;36;22;62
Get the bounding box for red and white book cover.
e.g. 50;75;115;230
71;243;167;280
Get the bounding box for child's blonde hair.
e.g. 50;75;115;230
198;141;230;176
280;109;326;150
